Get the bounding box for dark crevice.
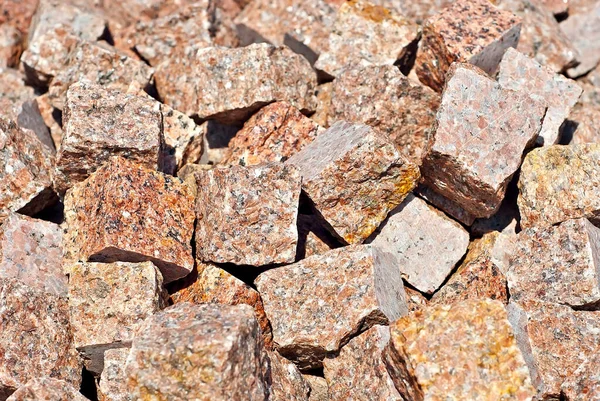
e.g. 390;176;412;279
79;367;98;401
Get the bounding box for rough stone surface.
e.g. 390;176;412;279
171;262;272;347
286;121;420;244
125;303;269;401
269;351;310;401
324;325;402;401
0;25;22;69
35;93;62;150
330;65;440;163
315;0;418;78
303;375;329;401
311;82;333;128
404;287;428;313
518;144;600;229
68;261;167;374
385;299;536;400
63;157;195;283
538;0;569;14
369;194;469;294
0;213;65;297
155;43;317;124
422;63;545;218
296;214;338;260
566;103;600;144
561;353;600;401
222;102;321;167
194;163;301;266
508;218;600;308
508;300;600;399
198;120;240;165
498;48;582;146
416;0;522;92
5;378;87;401
0;278;81;399
161;103;204;174
255;244;409;370
0;0;38;39
414;185;476;226
561;0;600;77
431;232;508;306
55;82;163;194
98;348;132;401
0;118;55;222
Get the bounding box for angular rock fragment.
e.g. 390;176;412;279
0;25;22;69
385;299;536;400
198;120;240;165
36;94;63;149
508;218;600;308
311;82;332;128
498;48;582;145
68;261;167;374
416;0;522;92
315;0;418;78
330;65;440;163
126;303;269;400
296;214;338;260
0;0;38;39
561;353;600;401
287;121;420;244
370;194;469;294
5;378;87;401
98;348;132;401
161;104;204;175
324;325;401;401
171;262;272;346
518;144;600;228
194;163;301;265
303;375;328;401
155;43;317;124
422;63;545;218
222;102;321;167
269;351;310;401
55;82;163;193
508;300;600;399
63;157;195;283
0;119;55;222
561;0;600;77
255;245;409;370
414;185;476;226
0;213;65;297
538;0;569;15
404;287;428;313
0;278;81;399
566;103;600;144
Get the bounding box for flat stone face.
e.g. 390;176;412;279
171;262;272;347
286;121;420;244
315;0;418;78
385;299;536;400
561;353;600;401
222;102;321;167
498;48;582;146
422;63;545;218
508;218;600;307
255;244;408;370
415;0;522;92
561;0;600;77
269;351;310;401
5;378;87;401
0;278;81;398
36;93;63;149
518;144;600;229
538;0;569;15
155;43;317;124
431;232;508;306
0;213;65;297
323;325;402;401
508;300;600;399
194;163;301;266
98;348;133;401
0;118;55;222
330;65;440;163
404;287;428;313
55;82;163;194
370;194;469;294
63;157;195;283
126;303;269;401
414;185;476;226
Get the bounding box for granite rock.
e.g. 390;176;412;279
304;375;329;401
98;348;132;401
370;194;469;294
414;185;476;226
404;287;428;313
268;351;310;401
125;303;269;401
0;213;65;297
63;157;195;283
561;353;600;401
5;378;87;401
518;144;600;228
311;82;333;128
416;0;522;92
36;94;63;149
197;120;240;165
561;0;600;77
385;299;536;400
330;65;440;163
296;214;338;260
0;278;81;399
155;43;317;124
422;63;545;218
498;48;582;146
538;0;569;14
255;244;409;370
0;25;22;69
324;325;402;401
160;104;204;175
566;103;600;144
194;163;301;266
0;0;38;39
286;121;420;244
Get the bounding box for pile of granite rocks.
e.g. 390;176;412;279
1;0;600;399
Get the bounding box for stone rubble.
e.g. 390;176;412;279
560;0;600;78
98;348;132;401
5;378;87;401
268;351;310;401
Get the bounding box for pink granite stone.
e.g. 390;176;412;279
561;0;600;77
268;351;310;401
6;378;87;401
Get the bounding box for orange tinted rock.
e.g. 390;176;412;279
566;103;600;144
404;287;428;313
6;378;87;401
414;185;476;226
561;0;600;77
0;25;22;68
561;353;600;401
311;83;333;128
268;351;310;401
98;348;132;401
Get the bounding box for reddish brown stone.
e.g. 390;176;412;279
416;0;522;92
422;63;545;218
63;157;195;283
404;287;428;313
0;25;22;68
0;0;38;37
561;0;600;77
286;121;420;244
330;65;440;163
303;375;329;401
561;353;600;401
126;303;269;400
98;348;132;401
311;82;333;128
161;104;204;175
268;351;310;401
538;0;569;14
6;378;87;401
255;245;409;370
